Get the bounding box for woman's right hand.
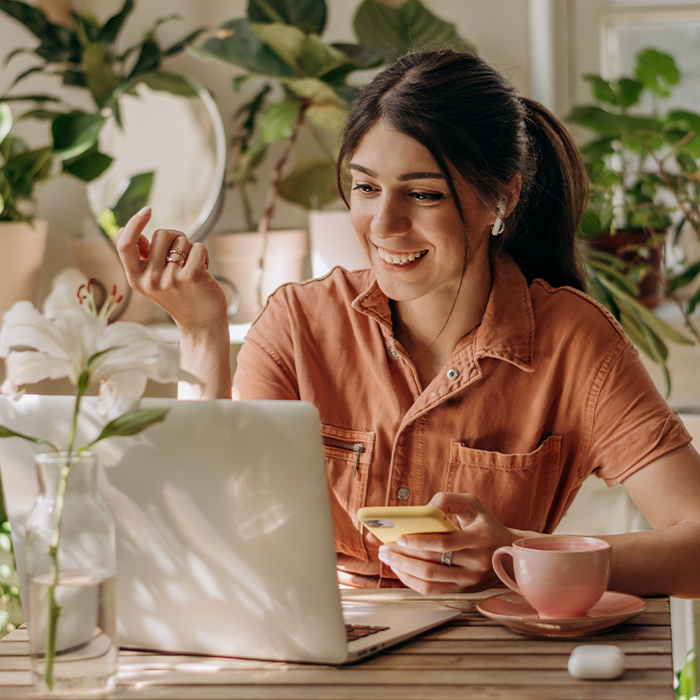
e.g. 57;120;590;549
116;207;229;333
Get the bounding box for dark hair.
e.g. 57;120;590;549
336;49;588;291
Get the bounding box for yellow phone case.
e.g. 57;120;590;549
357;505;458;544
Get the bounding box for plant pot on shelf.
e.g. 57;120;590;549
71;236;155;324
588;229;664;309
210;229;308;324
0;221;48;322
308;210;368;278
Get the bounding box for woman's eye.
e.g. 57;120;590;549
352;183;376;194
411;191;445;202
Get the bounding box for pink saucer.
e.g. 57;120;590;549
477;590;647;638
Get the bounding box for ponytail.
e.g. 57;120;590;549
500;98;588;291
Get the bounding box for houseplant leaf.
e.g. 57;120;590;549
84;407;170;446
99;0;135;44
140;72;198;97
251;22;305;73
62;148;113;182
635;47;679;99
111;171;155;227
353;0;474;62
197;18;297;79
51;111;105;161
83;43;122;109
248;0;327;35
258;96;301;143
279;157;337;209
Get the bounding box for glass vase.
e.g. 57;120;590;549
25;452;118;694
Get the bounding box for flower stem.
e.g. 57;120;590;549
43;383;84;690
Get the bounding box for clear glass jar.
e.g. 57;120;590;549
25;452;117;694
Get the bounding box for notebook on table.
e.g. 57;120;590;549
0;395;459;664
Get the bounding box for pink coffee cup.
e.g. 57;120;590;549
491;536;612;619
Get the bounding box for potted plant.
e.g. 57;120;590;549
0;0;205;321
192;0;474;320
568;47;700;393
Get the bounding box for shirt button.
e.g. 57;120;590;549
397;487;410;501
447;368;460;381
389;347;399;358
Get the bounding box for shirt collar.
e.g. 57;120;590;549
351;253;535;371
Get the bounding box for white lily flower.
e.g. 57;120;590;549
0;281;199;419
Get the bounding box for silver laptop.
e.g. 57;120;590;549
0;395;459;664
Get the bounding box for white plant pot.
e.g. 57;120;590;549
211;229;308;323
0;220;48;323
71;236;155;324
308;210;368;278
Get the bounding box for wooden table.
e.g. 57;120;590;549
0;589;675;699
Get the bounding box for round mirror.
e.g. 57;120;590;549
86;76;226;244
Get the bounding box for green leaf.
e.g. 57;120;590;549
5;146;53;185
258;96;300;143
668;260;700;291
298;34;353;79
52;111;105;161
198;18;297;78
0;424;58;451
83;43;122;109
86;407;170;445
99;0;134;44
634;47;679;99
0;532;11;552
353;0;474;62
0;0;52;40
617;78;644;108
129;39;162;80
251;22;305;73
162;28;207;58
0;563;10;580
111;171;155;227
63;149;113;182
140;72;198;97
0;103;12;146
17;108;64;122
279;157;337;209
306;100;348;135
584;76;618;106
687;286;700;316
248;0;327;35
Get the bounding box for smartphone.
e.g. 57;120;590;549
357;505;459;544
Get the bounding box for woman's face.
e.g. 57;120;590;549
349;120;497;305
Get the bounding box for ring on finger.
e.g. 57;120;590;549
166;246;188;265
441;551;453;567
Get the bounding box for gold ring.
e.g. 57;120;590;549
165;255;187;265
169;247;188;257
166;246;188;265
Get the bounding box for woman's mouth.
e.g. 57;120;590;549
376;247;428;266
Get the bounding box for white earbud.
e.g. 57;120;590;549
491;200;507;237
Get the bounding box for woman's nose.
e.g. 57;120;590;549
371;194;410;239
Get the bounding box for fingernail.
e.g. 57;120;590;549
396;537;407;547
117;227;125;237
138;206;152;216
378;550;390;564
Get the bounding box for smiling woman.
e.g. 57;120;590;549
116;49;700;600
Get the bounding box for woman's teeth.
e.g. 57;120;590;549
378;249;426;265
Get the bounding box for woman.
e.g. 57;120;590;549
118;50;700;596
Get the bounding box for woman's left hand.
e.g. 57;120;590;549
377;491;518;593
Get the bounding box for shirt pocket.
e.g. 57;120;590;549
322;424;375;560
445;435;562;533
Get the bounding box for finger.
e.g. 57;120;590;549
429;491;481;527
116;207;152;281
378;546;455;583
185;242;209;273
394;531;465;553
391;568;462;596
149;229;186;271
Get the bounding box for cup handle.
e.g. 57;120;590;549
492;546;522;595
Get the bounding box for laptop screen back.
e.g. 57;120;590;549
0;395;350;662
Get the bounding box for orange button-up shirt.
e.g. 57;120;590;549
233;254;691;588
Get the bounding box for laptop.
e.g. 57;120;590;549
0;394;460;664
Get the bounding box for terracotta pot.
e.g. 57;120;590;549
588;230;663;308
71;236;155;324
211;230;308;323
0;220;48;322
308;210;368;278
